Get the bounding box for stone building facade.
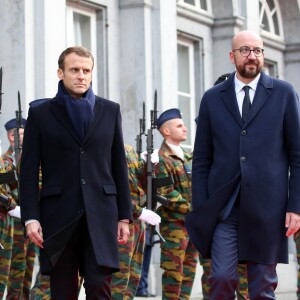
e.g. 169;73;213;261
0;0;299;296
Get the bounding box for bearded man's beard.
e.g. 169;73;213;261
238;62;263;79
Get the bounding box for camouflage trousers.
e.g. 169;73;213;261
31;270;51;300
0;212;14;299
199;256;249;300
6;217;38;300
160;220;198;300
30;247;51;300
294;231;300;300
111;220;146;300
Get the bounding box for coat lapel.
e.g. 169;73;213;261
220;72;273;128
50;97;104;146
243;72;273;127
83;98;103;144
49;99;81;145
220;75;243;127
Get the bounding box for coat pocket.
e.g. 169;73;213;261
102;184;117;195
40;186;62;197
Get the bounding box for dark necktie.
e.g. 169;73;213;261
242;85;251;121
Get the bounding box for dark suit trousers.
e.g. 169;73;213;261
50;216;113;300
209;204;278;300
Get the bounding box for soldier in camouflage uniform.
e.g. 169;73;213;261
111;144;161;300
0;155;18;299
3;118;38;300
155;109;198;300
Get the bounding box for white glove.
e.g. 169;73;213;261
138;208;161;226
151;149;159;164
140;149;159;164
8;205;21;218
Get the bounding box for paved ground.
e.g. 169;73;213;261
134;292;296;299
79;289;297;299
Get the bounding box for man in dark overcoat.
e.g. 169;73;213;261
186;30;300;299
19;46;132;299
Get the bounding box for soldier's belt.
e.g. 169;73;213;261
0;170;18;184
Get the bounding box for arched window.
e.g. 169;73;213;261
259;0;283;37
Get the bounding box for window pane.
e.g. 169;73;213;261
261;11;270;32
266;0;275;11
178;95;191;145
272;13;280;35
184;0;196;5
177;44;190;93
73;12;91;48
200;0;207;10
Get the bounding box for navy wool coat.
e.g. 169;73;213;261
20;96;132;274
186;72;300;264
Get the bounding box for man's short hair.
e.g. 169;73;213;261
58;46;94;71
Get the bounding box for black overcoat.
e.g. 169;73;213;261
20;96;132;273
187;72;300;264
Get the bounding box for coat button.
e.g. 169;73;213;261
80;148;84;154
241;130;247;135
240;156;246;162
81;178;86;184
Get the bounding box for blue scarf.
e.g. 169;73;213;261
55;80;95;142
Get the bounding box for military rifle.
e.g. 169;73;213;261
136;102;146;155
14;91;23;165
146;91;173;245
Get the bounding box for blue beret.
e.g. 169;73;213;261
156;108;181;129
4;118;27;131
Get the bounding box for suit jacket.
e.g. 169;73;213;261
187;72;300;263
20;95;132;274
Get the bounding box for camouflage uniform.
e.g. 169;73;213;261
3;146;38;300
155;141;198;300
236;264;249;300
0;156;17;299
30;267;51;300
111;144;146;300
199;255;210;299
294;231;300;300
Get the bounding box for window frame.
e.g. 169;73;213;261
66;3;100;94
177;37;198;150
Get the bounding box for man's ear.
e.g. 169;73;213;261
162;126;170;137
57;68;64;80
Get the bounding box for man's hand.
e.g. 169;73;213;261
138;208;161;225
26;221;44;248
285;212;300;237
117;221;130;245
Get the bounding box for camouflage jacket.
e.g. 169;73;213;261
125;144;146;220
2;146;18;202
155;141;192;221
0;147;17;211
